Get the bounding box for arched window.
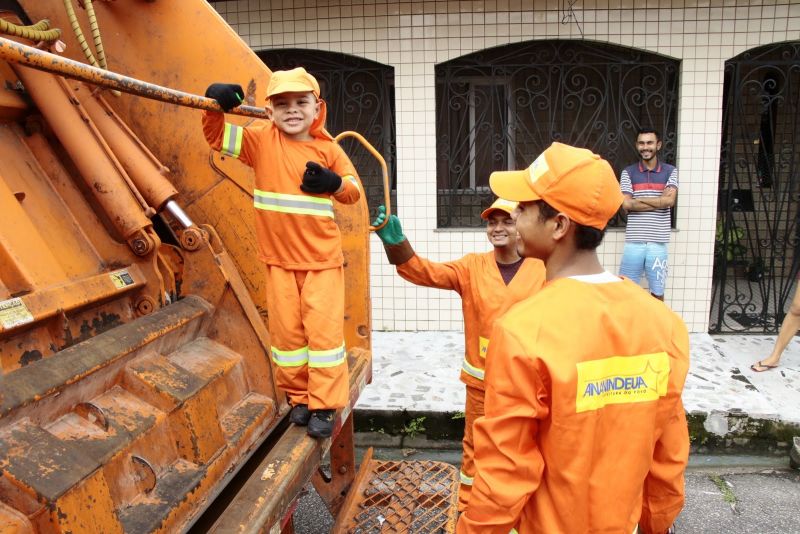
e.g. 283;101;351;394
435;40;680;227
258;49;396;218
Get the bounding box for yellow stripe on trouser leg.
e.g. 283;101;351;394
301;267;349;410
462;358;485;381
308;344;346;368
458;385;485;512
271;346;309;367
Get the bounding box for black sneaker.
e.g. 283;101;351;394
307;409;336;438
289;404;310;426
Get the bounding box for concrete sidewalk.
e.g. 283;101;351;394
355;331;800;451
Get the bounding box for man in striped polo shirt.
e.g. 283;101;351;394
619;128;678;300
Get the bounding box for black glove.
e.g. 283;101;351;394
205;83;244;112
301;162;342;194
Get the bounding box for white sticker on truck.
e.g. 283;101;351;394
0;297;34;329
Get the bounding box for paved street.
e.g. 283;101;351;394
293;451;800;533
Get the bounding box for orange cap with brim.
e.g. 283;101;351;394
489;142;623;230
265;67;332;141
480;198;518;220
266;67;320;99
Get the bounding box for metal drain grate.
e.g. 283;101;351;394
336;457;458;533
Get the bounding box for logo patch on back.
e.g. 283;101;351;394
575;353;669;413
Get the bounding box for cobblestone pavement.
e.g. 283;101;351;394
359;331;800;426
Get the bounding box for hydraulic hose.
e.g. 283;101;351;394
63;0;119;95
82;0;107;69
63;0;99;67
0;18;61;42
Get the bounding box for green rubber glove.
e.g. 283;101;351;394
372;205;406;245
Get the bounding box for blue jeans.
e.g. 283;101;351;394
619;242;668;296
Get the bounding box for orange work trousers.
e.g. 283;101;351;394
264;265;349;410
459;384;485;512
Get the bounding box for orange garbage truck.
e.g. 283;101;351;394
0;1;457;532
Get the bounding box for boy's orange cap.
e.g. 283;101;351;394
266;67;320;100
480;198;518;220
489;142;623;230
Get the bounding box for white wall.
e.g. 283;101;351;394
214;0;800;333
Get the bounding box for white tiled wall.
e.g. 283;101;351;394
213;0;800;333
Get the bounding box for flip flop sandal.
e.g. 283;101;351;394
750;360;779;372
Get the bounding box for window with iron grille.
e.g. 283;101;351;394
258;49;397;219
435;40;680;228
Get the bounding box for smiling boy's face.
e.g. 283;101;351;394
268;91;320;141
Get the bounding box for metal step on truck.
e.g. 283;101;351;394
0;1;457;532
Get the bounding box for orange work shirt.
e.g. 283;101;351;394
459;274;690;534
202;111;360;270
397;253;545;389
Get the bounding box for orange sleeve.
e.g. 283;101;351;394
396;254;471;294
201;110;261;167
639;316;690;534
457;327;548;534
330;144;361;205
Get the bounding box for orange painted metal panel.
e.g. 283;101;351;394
0;1;375;531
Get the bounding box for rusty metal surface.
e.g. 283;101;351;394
334;459;459;534
208;349;372;534
0;36;269;119
312;414;356;518
0;288;282;533
0;1;374;531
0;296;211;418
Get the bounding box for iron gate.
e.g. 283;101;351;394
710;42;800;333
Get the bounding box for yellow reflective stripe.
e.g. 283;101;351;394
459;470;473;485
308;344;346;369
271;346;308;367
253;189;335;218
343;174;359;191
479;336;489;359
462;358;485;381
510;529;519;534
222;123;243;158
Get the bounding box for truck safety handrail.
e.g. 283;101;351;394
334;130;392;232
0;35;268;118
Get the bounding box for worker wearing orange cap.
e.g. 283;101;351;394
202;67;361;438
372;199;546;511
457;143;689;534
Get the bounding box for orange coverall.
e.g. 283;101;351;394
458;276;690;534
202;111;360;409
388;247;545;510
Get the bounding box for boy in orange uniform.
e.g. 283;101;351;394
458;143;689;534
372;199;546;511
203;68;361;438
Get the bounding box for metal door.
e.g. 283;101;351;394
711;42;800;333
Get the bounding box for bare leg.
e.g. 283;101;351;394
754;284;800;368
